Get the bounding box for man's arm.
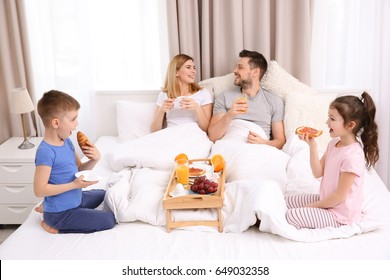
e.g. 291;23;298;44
269;121;286;149
247;121;286;149
207;112;234;142
208;96;247;142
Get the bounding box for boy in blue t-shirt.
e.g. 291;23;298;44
34;90;115;234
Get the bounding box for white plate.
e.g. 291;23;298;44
188;163;211;178
75;170;101;182
169;190;189;197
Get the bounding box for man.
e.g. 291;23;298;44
208;50;286;149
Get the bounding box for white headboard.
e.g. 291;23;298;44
94;90;159;138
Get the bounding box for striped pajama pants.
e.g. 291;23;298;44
285;194;343;229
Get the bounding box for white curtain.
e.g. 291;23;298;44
311;0;390;187
23;0;169;142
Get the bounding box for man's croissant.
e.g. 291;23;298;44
77;131;90;148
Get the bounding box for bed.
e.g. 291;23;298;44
1;61;390;260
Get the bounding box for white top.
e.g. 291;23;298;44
156;88;212;127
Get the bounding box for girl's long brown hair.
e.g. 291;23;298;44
330;92;379;168
161;54;202;99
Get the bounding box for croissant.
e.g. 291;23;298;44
77;131;90;148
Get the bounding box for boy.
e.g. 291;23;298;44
34;90;115;234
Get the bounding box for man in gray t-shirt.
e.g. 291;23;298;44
208;50;286;149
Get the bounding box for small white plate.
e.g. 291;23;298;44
75;170;101;182
169;190;189;197
188;163;211;178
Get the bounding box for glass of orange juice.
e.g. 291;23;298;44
236;93;248;113
175;159;189;185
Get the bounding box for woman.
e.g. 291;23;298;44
151;54;212;132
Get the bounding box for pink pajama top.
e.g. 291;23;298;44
320;138;365;224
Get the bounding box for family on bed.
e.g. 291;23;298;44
33;49;379;234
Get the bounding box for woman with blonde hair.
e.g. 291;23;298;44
151;54;212;132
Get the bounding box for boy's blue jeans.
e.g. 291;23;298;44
44;189;115;234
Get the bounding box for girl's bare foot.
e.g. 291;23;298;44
41;220;58;234
35;203;43;213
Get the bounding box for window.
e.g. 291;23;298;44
24;0;169;91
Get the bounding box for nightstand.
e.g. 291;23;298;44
0;137;43;224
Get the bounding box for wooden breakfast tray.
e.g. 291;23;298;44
163;158;225;232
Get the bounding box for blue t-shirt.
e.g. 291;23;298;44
35;138;82;213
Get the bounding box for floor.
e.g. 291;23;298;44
0;225;20;245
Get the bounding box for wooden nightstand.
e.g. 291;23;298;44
0;137;43;224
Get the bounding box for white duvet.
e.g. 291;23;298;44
104;120;388;242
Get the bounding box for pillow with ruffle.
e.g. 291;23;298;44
199;61;315;101
284;90;338;155
261;60;316;101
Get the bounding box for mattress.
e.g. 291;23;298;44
1;136;390;261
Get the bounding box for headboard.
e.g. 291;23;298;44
94;90;159;138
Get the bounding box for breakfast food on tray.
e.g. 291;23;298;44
189;167;206;177
211;154;225;172
295;126;323;138
77;131;91;148
190;176;218;194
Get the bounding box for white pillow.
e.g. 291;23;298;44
284;90;339;155
261;60;316;101
116;100;156;142
199;61;315;101
199;73;236;99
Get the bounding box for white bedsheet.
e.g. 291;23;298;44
1;134;390;259
102;121;390;242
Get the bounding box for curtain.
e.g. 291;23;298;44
0;0;37;144
311;0;390;187
166;0;313;83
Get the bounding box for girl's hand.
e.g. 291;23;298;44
298;133;317;147
161;98;174;112
81;141;101;161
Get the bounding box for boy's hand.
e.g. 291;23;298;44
74;175;99;188
81;141;101;161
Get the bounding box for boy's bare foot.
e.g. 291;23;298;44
35;203;43;213
41;220;59;234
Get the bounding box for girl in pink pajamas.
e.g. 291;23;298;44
285;92;379;229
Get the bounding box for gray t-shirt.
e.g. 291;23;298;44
213;87;284;139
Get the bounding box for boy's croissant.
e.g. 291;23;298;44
77;131;90;148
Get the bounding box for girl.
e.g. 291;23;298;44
285;92;379;229
150;54;213;132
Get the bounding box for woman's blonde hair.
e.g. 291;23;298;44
162;54;202;99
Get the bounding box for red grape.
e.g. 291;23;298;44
190;178;218;194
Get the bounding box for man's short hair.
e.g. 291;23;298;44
239;49;268;79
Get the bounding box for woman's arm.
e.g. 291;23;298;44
195;103;212;131
151;99;173;132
